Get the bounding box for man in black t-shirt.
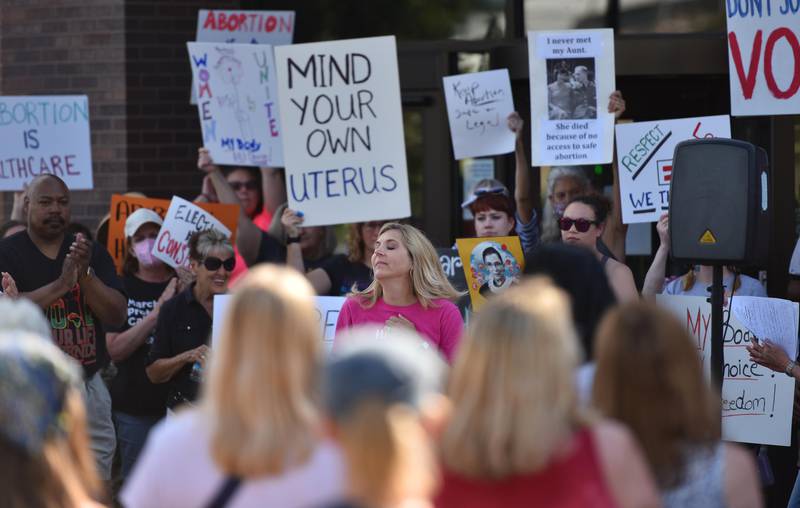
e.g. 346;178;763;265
0;174;126;481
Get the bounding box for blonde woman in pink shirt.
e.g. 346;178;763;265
335;223;464;362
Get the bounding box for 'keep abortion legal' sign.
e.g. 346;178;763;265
615;115;731;224
275;36;411;226
726;0;800;116
0;95;93;191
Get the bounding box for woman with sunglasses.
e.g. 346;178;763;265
146;229;234;410
561;194;638;303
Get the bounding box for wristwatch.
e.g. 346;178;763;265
286;235;301;244
785;360;796;377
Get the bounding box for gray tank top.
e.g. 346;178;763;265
662;443;726;508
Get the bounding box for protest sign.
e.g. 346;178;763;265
527;29;615;166
437;247;471;321
107;194;239;273
275;36;411;226
212;294;345;352
188;42;283;167
152;197;234;269
0;95;92;191
615;115;731;224
657;294;797;446
456;236;524;311
726;1;800;116
191;9;295;104
443;69;515;160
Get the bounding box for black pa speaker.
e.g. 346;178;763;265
669;138;769;265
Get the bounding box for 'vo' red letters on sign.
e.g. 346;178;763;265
728;27;800;100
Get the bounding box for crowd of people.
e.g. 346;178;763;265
0;88;793;508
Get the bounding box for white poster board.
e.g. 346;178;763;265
657;294;798;446
527;29;615;166
726;3;800;116
191;9;295;104
0;95;93;191
188;42;283;167
443;69;515;160
212;294;345;352
152;196;232;269
275;35;411;226
615;115;731;224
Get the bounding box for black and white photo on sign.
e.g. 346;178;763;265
528;29;615;166
545;58;597;120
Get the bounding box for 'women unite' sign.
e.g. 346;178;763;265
0;95;93;191
275;36;411;226
726;0;800;116
188;42;283;167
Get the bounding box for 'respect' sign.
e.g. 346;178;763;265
0;95;93;191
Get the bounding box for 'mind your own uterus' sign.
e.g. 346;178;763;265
275;36;411;227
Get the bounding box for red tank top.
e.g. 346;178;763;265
435;428;618;508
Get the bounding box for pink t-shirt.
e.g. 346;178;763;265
335;297;464;362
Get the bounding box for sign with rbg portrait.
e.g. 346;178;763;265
275;36;411;226
456;236;525;311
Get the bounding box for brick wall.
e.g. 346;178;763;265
124;0;238;202
0;0;127;229
0;0;240;230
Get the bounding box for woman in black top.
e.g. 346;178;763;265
146;229;233;410
105;208;177;479
283;211;380;296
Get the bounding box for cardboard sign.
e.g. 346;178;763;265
275;35;411;226
726;2;800;116
527;29;616;166
615;115;731;224
456;236;524;311
657;294;797;446
191;9;295;104
212;294;345;352
443;69;515;160
0;95;93;191
107;194;239;273
151;197;235;269
188;42;283;167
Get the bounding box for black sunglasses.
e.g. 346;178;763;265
229;181;258;191
473;186;506;197
559;217;598;233
203;256;236;272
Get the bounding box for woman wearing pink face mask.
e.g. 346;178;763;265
105;208;178;481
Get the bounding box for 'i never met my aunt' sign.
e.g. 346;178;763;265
275;36;411;226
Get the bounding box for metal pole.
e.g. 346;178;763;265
710;264;725;392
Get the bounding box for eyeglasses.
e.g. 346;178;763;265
203;256;236;272
558;217;598;233
229;181;258;191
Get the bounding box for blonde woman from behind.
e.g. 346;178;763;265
122;265;344;508
436;277;660;508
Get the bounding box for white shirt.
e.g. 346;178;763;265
121;410;344;508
